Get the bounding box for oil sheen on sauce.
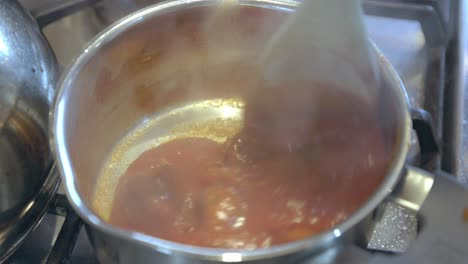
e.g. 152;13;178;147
105;94;391;249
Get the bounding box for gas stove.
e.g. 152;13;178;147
4;0;468;263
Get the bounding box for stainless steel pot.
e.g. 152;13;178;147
51;1;468;263
0;0;59;224
0;0;63;261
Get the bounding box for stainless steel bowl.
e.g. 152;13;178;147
51;0;443;263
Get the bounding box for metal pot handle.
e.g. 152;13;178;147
304;172;468;264
363;166;433;253
399;170;468;262
362;170;468;263
363;108;468;256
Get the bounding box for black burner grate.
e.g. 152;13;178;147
43;194;83;264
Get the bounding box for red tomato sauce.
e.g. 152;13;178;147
109;100;390;249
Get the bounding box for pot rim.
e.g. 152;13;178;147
51;0;411;261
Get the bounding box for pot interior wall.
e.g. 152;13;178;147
59;3;403;222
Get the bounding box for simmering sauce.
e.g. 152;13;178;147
90;3;394;250
108;91;390;249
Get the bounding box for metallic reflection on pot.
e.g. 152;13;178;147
52;1;417;263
